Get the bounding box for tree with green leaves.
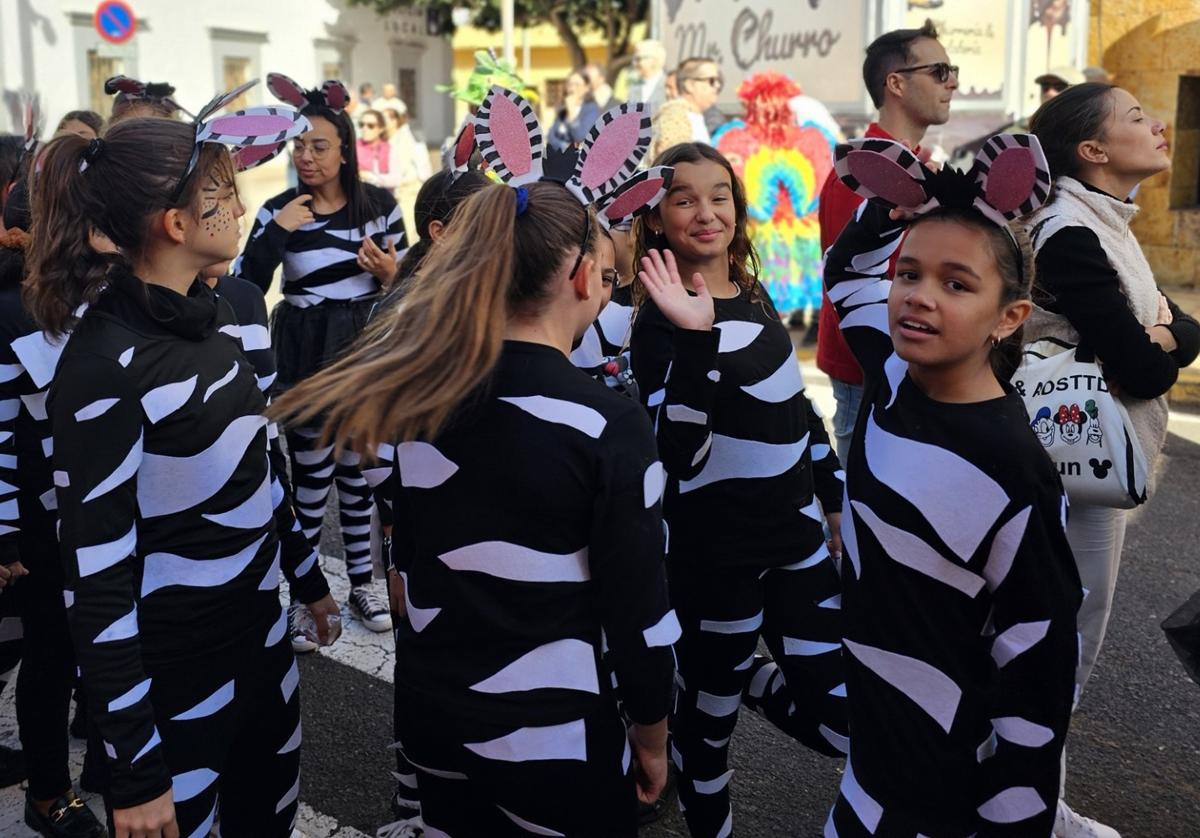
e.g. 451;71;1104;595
350;0;650;80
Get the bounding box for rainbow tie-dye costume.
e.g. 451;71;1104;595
715;74;837;315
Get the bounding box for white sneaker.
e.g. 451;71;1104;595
349;586;392;632
376;815;423;837
289;604;318;654
1055;799;1121;838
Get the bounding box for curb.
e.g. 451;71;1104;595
1171;368;1200;412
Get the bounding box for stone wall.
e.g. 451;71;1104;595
1091;0;1200;288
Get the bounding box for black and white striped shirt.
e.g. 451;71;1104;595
233;185;405;307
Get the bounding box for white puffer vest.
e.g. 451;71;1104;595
1023;176;1169;489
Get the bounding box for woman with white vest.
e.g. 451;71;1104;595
1026;82;1200;838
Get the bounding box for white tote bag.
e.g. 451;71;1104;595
1013;338;1148;509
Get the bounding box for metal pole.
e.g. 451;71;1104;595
502;0;516;65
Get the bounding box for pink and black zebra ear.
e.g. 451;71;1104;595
970;133;1051;223
321;80;349;112
451;114;477;175
595;166;673;231
565;102;652;207
267;72;308;108
197;107;312;171
472;85;544;186
833;137;937;213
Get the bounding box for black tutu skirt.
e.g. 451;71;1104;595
270;297;377;394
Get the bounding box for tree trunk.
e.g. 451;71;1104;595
548;6;588;70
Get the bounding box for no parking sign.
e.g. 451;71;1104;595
93;0;137;45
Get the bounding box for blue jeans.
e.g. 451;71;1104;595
830;379;864;467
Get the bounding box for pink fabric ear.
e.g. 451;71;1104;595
578;108;645;189
196;107;309;160
834;138;933;211
204;111;298;139
473;86;544;186
972;134;1051;219
844;151;927;208
596;166;673;230
984;148;1036;213
232;143;282;171
322;81;349;112
568;103;651;206
267;73;308;108
453;119;476;171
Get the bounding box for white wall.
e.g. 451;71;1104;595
0;0;454;142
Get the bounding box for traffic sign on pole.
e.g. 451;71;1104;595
94;1;137;45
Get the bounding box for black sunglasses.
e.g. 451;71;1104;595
894;62;959;84
684;75;723;91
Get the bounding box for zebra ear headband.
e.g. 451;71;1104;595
155;79;311;196
267;72;349;114
104;75;179;105
472;84;672;229
833;133;1051;229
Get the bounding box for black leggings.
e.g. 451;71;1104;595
92;607;302;837
668;556;848;838
395;695;638;837
0;536;76;800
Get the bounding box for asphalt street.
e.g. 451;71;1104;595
294;428;1200;837
0;367;1197;836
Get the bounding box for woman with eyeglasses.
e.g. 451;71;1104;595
356;108;399;189
233;77;406;641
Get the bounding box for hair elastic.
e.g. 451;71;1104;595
514;185;529;216
79;137;105;174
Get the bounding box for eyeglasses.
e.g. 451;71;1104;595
894;62;959;84
292;140;335;159
601;269;620;288
684;75;723;91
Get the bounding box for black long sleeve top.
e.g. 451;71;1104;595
629;283;842;570
48;268;329;808
824;203;1082;836
388;341;677;733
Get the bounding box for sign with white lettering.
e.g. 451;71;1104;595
658;0;867;107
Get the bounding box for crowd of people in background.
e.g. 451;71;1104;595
0;13;1192;838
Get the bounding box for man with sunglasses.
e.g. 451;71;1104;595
816;18;957;464
648;56;722;160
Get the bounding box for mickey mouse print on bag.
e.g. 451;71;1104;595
1012;335;1148;508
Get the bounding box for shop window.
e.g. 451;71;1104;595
1170;75;1200;209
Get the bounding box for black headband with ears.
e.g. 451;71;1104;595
834;133;1051;226
268;73;350;114
833;133;1051;281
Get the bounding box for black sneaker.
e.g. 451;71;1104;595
0;742;26;787
24;791;107;837
348;586;392;633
